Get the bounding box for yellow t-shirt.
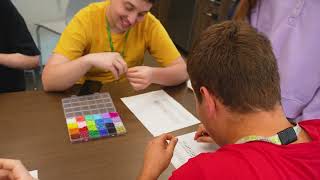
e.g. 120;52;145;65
54;1;181;83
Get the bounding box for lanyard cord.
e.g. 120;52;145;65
235;124;301;145
106;17;130;57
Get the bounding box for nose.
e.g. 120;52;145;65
127;13;138;25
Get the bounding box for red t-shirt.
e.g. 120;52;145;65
169;120;320;180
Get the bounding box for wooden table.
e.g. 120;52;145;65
0;80;199;180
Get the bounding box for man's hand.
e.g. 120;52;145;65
138;134;178;180
86;52;128;79
194;124;214;143
127;66;153;91
0;159;34;180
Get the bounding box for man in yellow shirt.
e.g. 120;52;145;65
42;0;188;91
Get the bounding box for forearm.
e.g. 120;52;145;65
0;53;39;69
137;168;158;180
151;62;188;86
137;174;157;180
42;56;92;92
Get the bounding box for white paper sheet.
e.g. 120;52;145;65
29;170;38;179
121;90;200;136
171;132;220;168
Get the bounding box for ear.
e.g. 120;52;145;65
199;87;217;116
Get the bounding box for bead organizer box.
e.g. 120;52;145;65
62;93;127;143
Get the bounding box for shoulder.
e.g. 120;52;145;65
0;0;13;10
171;143;280;179
300;119;320;126
68;1;106;31
0;0;19;18
299;120;320;140
144;13;161;25
170;145;259;179
137;12;163;32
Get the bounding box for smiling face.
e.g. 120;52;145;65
108;0;153;32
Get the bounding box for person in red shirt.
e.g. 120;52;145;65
137;21;320;180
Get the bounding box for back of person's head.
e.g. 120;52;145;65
187;21;280;114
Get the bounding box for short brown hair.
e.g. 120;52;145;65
187;21;280;113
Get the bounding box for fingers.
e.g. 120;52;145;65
127;72;147;90
116;57;128;73
167;137;178;153
112;55;127;76
196;136;214;143
158;134;178;154
194;124;208;140
0;159;22;171
127;69;144;79
193;125;214;143
127;66;152;91
127;66;139;73
108;66;119;80
162;133;175;141
112;60;125;76
104;52;127;79
159;134;178;148
0;169;11;180
194;130;203;140
194;129;205;140
127;77;146;84
127;73;144;79
0;159;30;180
194;131;209;140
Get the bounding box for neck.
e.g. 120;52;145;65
106;6;125;34
225;105;295;144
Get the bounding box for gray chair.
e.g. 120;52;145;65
34;0;100;74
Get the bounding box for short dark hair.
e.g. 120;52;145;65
187;21;281;113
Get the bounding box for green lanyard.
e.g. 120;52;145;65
235;124;301;145
106;18;130;57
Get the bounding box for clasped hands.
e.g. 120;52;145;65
87;52;153;91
